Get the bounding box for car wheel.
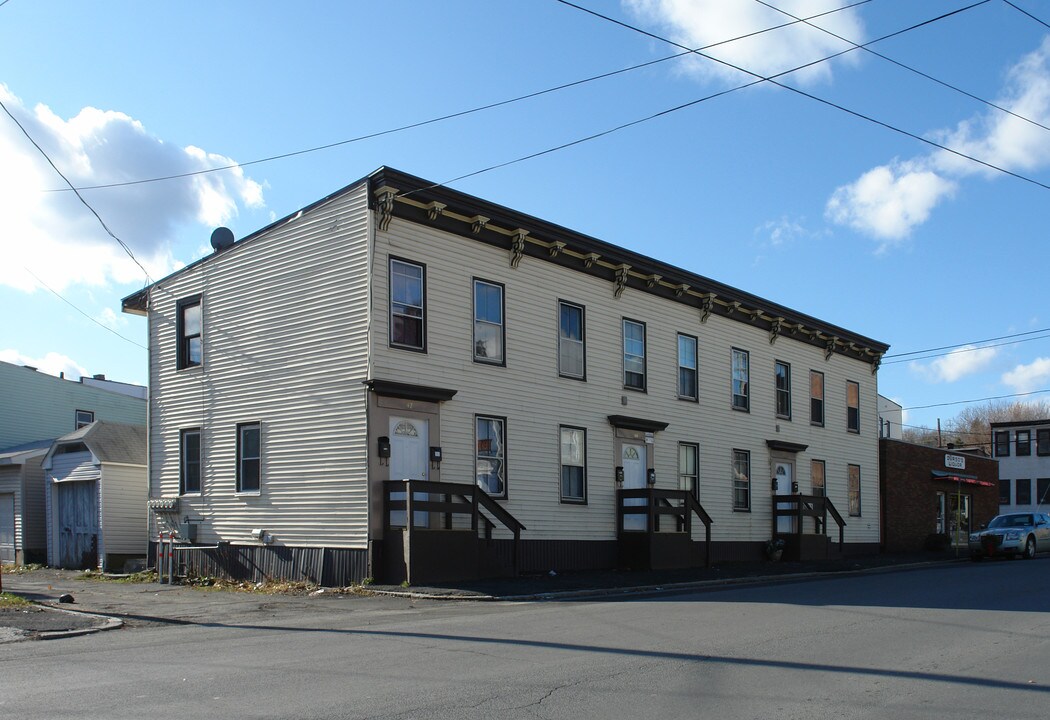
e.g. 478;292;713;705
1024;536;1036;560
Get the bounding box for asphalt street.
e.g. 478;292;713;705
3;559;1049;719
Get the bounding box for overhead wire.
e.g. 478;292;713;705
552;0;1050;193
884;327;1050;359
48;0;874;194
882;333;1050;365
755;0;1050;135
1002;0;1050;29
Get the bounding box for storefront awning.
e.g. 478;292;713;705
931;470;994;487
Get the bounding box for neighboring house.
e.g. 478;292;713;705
991;419;1050;514
122;166;889;586
877;395;903;440
0;361;146;567
880;439;998;553
42;421;147;572
0;440;50;564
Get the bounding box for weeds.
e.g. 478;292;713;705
0;592;31;609
0;564;44;575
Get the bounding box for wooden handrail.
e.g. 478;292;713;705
618;488;713;567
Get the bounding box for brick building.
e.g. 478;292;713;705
880;438;999;553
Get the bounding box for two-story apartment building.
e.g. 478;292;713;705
991;419;1050;513
122;167;888;586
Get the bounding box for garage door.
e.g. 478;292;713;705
0;493;14;564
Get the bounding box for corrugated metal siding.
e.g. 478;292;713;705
371;217;882;546
175;544;368;586
0;361;145;450
100;464;147;555
146;181;371;549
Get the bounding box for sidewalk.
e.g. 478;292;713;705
1;551;962;642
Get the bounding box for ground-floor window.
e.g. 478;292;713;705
810;459;825;496
475;415;506;497
732;450;750;511
943;491;971;542
847;464;861;516
679;443;699;501
559;426;586;503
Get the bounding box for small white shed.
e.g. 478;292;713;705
43;421;146;571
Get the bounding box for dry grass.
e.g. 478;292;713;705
0;592;31;609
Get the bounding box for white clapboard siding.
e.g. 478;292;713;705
371;217;881;545
100;464;147;556
0;468;20;557
147;181;371;548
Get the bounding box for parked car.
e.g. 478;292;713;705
969;512;1050;560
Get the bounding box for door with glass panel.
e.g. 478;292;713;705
622;444;647;531
388;417;428;528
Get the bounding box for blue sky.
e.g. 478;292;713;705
1;0;1049;436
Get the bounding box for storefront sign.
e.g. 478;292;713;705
945;454;966;470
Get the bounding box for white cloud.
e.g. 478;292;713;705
910;345;998;383
827;37;1050;243
95;307;120;331
0;349;88;380
0;85;265;293
757;216;805;246
825;160;956;247
1002;357;1050;394
624;0;864;86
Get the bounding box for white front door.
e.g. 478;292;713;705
389;417;429;528
622;443;647;532
774;461;794;533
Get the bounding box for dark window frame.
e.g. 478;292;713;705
1037;429;1050;456
677;333;699;402
389;256;427;352
1016;478;1032;505
74;409;95;430
557;300;586;380
731;348;750;412
559;425;587;504
810;370;825;427
811;459;826;497
679;442;700;502
732;449;751;512
994;430;1010;457
180;427;202;495
176;294;203;370
846;380;860;433
1016;430;1031;456
774;360;791;419
472;277;506;366
848;464;861;517
475;414;507;499
236;422;261;494
998;478;1011;505
1037;478;1050;505
622;318;647;392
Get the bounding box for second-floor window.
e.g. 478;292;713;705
473;279;505;365
847;381;860;433
177;295;202;369
810;370;825;426
994;431;1010;457
623;319;646;391
678;334;698;401
1016;430;1031;456
390;258;425;350
1038;429;1050;456
774;361;791;419
732;348;749;411
75;409;94;430
558;301;585;379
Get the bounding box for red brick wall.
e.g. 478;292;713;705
880;439;999;553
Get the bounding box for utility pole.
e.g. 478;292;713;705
937;419;943;448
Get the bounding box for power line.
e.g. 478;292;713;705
0;97;156;285
554;0;1050;193
882;333;1050;366
903;387;1050;411
756;0;1050;135
884;326;1050;358
24;268;147;351
47;0;873;194
404;4;985;198
1003;0;1050;29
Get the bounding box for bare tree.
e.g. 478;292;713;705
906;400;1050;450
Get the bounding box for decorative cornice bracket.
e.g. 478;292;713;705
614;264;631;298
426;201;447;221
374;186;398;232
871;352;882;375
646;274;662;289
674;283;689;298
769;317;783;345
825;336;839;361
470;215;490;235
583;252;601;268
700;293;715;323
549;241;566;258
510;229;529;268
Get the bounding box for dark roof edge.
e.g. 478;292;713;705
370;167;889;356
990;419;1050;429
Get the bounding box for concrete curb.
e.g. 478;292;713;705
369;559;964;602
31;602;124;640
